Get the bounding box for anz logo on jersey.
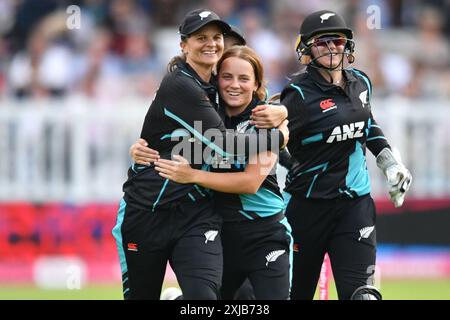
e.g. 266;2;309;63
326;121;365;143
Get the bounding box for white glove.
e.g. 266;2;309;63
376;147;412;208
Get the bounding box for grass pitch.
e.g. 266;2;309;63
0;279;449;300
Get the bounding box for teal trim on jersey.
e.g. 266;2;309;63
152;178;170;212
345;189;354;198
279;217;293;295
122;277;128;284
180;70;193;78
164;108;232;158
187;193;196;202
123;288;130;295
371;124;381;129
233;156;247;170
131;163;148;174
365;117;372;137
293;162;329;198
160;134;171;140
346;141;371;196
238;210;254;220
306;175;319;197
239;187;285;218
339;188;355;199
367;136;387;142
180;70;203;86
194;184;206;197
282;191;292;210
160;128;190;140
112;198;128;276
290;83;305;100
351;69;372;98
301;133;323;145
295;162;328;176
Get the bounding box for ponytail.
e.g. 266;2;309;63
167;53;187;72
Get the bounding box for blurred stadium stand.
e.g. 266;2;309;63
0;0;449;287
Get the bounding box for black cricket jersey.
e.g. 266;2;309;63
213;98;285;222
122;61;283;211
280;66;390;199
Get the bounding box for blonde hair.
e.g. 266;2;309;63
216;45;266;101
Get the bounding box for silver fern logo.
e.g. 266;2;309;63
204;230;218;244
359;90;369;108
359;226;375;241
265;250;286;267
236;120;250;133
199;11;212;20
320;13;335;23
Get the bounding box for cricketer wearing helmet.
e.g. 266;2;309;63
280;10;412;300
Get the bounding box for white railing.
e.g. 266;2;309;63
368;97;450;198
0;96;449;202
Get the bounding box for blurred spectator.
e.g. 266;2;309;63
0;0;447;101
7;0;61;51
121;32;162;97
414;7;449;69
76;28;122;99
206;0;240;26
148;0;194;26
104;0;151;56
8;31;46;98
8;34;52;99
8;11;73;99
381;53;414;97
0;37;8;98
351;11;390;95
0;0;15;36
81;0;109;26
405;6;450;99
239;8;285;94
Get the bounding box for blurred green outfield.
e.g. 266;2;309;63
1;279;449;300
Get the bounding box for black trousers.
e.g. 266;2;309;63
113;196;223;300
220;213;292;300
285;194;377;300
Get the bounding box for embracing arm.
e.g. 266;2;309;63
162;77;288;157
194;152;277;194
250;103;287;128
155;152;278;194
130;138;160;165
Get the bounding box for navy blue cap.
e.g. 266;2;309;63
179;9;231;37
227;25;246;45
